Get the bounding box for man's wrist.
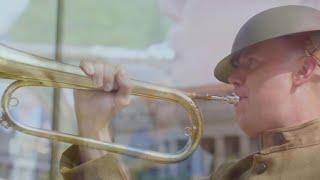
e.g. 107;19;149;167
78;125;114;162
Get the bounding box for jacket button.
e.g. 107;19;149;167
254;162;268;174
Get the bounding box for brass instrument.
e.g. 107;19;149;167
0;44;239;163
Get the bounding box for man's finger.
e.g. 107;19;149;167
117;69;131;95
80;60;95;76
115;69;132;106
103;63;115;92
93;62;104;88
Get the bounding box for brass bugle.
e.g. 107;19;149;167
0;44;239;163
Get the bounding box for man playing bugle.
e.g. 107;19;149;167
61;5;320;180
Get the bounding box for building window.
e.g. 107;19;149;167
224;136;240;160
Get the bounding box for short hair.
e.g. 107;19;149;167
305;31;320;54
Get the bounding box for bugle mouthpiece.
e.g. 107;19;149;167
188;93;239;104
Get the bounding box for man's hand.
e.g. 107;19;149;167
74;60;132;162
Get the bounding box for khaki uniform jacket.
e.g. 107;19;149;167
60;119;320;180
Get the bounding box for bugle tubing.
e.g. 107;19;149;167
0;44;238;163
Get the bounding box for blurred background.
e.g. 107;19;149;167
0;0;319;179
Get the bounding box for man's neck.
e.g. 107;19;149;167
281;90;320;129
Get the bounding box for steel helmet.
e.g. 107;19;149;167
214;5;320;83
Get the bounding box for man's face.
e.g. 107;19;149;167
228;38;301;137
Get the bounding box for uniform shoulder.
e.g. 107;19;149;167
211;155;253;180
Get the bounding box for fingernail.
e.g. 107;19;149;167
120;72;129;84
87;64;94;75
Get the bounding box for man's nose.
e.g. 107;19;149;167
228;68;246;87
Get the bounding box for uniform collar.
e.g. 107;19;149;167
259;119;320;154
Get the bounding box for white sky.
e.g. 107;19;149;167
0;0;29;36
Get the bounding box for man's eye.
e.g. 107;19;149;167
231;58;239;68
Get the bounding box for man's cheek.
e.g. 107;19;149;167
253;75;290;97
248;87;275;109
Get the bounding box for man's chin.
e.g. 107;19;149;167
237;118;259;138
234;104;247;115
242;126;259;138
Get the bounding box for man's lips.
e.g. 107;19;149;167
232;91;247;104
239;96;248;101
234;96;248;107
232;92;247;101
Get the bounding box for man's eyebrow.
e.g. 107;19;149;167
230;53;241;68
231;47;260;68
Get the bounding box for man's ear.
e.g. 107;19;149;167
293;56;317;86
